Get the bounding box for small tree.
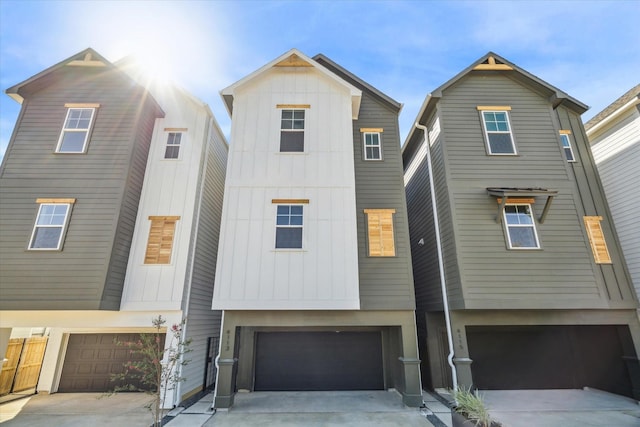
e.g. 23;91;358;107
111;315;192;427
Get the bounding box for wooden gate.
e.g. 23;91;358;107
0;336;48;395
13;337;48;392
0;338;24;396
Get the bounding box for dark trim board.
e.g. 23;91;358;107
254;331;384;391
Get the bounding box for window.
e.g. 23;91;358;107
280;109;305;152
362;130;382;160
503;204;540;249
364;209;396;256
559;131;575;162
29;198;75;250
165;132;182;159
584;216;612;264
144;216;180;264
56;106;96;153
275;205;303;248
478;107;516;154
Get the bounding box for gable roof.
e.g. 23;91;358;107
6;48;111;104
312;54;402;113
585;83;640;133
220;48;362;118
403;52;589;163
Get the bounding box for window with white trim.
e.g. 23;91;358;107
559;131;575;162
363;132;382;160
275;205;303;248
56;108;96;153
165;132;182;159
479;108;516;154
29;199;75;250
280;109;305;152
503;204;540;249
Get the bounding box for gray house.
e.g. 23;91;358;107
402;53;640;398
0;48;227;406
212;49;421;408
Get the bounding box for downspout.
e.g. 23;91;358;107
414;122;458;391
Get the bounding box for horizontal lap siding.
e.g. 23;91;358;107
181;125;227;397
0;66;160;310
353;93;415;310
439;75;608;309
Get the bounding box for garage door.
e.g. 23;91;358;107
254;331;384;391
467;325;635;398
59;333;156;392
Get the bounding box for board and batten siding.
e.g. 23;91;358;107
0;66;162;310
352;92;415;310
589;106;640;299
213;67;360;310
434;74;616;309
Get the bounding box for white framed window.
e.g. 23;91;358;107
29;199;75;250
478;107;516;155
363;132;382;160
275;204;304;248
165;132;182;159
503;204;540;249
280;109;305;152
559;131;575;162
56;107;96;153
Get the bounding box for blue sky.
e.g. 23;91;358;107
1;0;639;160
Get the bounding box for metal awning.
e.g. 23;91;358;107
487;187;558;224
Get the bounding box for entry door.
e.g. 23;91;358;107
254;331;384;391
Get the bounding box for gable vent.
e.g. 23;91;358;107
473;55;513;71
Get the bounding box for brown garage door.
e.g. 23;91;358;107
467;325;636;398
254;331;384;391
59;333;156;392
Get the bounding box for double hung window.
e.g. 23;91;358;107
29;199;75;250
559;131;575;162
478;107;516;154
280;109;305;152
503;204;540;249
363;132;382;160
165;132;182;159
56;106;96;153
275;205;303;248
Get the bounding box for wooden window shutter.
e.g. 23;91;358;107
364;209;396;257
145;216;180;264
583;216;612;264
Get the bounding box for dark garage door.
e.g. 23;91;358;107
254;331;384;391
59;333;153;392
467;325;636;398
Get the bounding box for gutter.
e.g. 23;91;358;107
585;97;640;137
414;121;458;391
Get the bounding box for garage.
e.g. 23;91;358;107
254;331;384;391
466;325;636;397
58;333;155;392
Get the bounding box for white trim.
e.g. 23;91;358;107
502;203;540;249
275;204;304;249
363;132;383;160
28;202;72;250
560;133;576;162
55;107;96;153
480;110;517;155
164;131;183;160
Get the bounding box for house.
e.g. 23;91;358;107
211;49;422;408
585;85;640;299
402;53;640;399
0;48;227;406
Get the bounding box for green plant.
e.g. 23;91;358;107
110;315;192;427
451;386;495;427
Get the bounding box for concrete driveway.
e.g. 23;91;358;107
481;389;640;427
0;392;153;427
